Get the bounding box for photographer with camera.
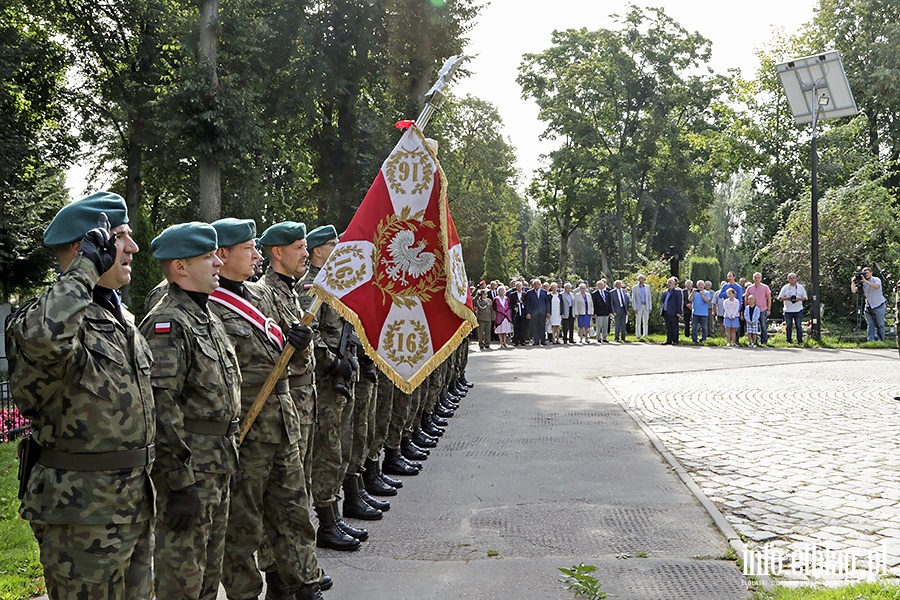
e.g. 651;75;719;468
777;272;808;345
850;267;886;341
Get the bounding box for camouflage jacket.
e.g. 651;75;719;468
209;280;300;445
259;267;315;423
139;284;241;490
5;254;155;524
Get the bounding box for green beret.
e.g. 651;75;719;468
43;191;129;247
211;218;256;248
258;221;307;247
306;224;338;251
150;222;218;260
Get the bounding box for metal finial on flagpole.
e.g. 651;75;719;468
416;55;466;131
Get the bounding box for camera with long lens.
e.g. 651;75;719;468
853;270;866;290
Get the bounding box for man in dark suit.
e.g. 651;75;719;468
591;278;612;343
507;280;528;346
661;277;684;345
609;279;630;342
524;278;550;346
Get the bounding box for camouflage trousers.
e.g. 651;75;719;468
153;471;231;600
222;437;320;599
385;389;413;450
349;375;375;475
31;519;152;600
311;373;351;506
368;376;395;461
257;422;315;574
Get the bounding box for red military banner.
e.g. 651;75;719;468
311;124;476;393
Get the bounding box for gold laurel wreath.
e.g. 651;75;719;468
382;319;429;369
384;145;433;196
323;245;368;292
373;207;445;309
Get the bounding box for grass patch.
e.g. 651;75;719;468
0;442;43;600
642;332;896;350
755;581;900;599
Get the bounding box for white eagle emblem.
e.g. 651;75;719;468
382;229;436;284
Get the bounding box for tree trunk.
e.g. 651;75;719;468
615;180;624;267
198;0;221;222
600;248;609;279
558;228;570;276
124;126;142;226
644;197;660;257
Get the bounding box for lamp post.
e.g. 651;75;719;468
776;52;857;341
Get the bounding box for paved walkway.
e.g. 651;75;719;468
310;340;749;599
602;345;900;582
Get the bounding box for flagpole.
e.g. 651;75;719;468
415;55;466;131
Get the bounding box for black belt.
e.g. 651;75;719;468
183;418;240;436
243;379;289;396
36;443;155;471
289;373;314;387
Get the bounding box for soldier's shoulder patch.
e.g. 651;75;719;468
154;322;172;334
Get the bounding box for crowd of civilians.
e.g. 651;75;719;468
469;270;840;349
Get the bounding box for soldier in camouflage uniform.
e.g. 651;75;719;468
382;386;422;476
208;219;323;600
255;221;333;597
344;350;391;515
299;225;369;550
361;374;405;496
139;222;241;600
5;192;155;600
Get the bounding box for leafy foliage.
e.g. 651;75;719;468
558;563;607;600
0;1;73;301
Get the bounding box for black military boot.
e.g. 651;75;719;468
434;404;454;419
343;476;383;520
293;582;324;600
401;437;429;460
363;461;398;496
431;412;449;427
440;395;459;410
421;415;445;437
412;429;437;448
333;501;369;540
374;457;403;488
320;575;333;591
315;504;360;551
451;379;468;397
382;448;419;476
461;374;474;388
265;570;292;600
358;474;391;511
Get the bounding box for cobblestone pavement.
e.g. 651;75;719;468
604;352;900;581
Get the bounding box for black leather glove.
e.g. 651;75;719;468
329;356;353;380
363;365;377;383
286;322;313;351
163;485;199;532
348;353;359;374
80;215;117;275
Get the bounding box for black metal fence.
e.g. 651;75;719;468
1;356;31;442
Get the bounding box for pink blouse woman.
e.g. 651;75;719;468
493;285;513;348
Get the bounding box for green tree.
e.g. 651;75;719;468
518;8;724;271
761;162;899;327
433;95;524;281
812;0;900;192
0;0;73;300
481;224;508;283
